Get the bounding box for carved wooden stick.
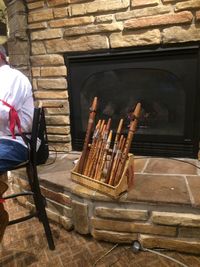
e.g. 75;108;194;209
77;97;98;174
105;119;123;183
94;119;111;179
108;134;125;185
87;121;105;178
112;137;127;186
83;120;101;176
114;102;141;184
95;129;113;181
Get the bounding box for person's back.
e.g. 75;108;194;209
0;44;34;243
0;45;34;172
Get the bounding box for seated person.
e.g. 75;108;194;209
0;44;34;242
0;44;34;173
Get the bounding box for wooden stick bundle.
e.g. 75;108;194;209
77;100;141;185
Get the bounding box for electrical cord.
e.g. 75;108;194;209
132;240;189;267
92;243;119;267
142;247;189;267
91;240;189;267
134;156;200;170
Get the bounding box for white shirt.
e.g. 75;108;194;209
0;65;34;146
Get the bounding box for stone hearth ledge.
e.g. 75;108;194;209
9;153;200;255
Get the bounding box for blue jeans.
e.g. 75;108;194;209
0;139;28;173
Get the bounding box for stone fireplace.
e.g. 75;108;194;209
4;0;200;157
3;0;200;255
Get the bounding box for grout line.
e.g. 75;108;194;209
141;158;150;173
135;172;198;176
184;176;195;206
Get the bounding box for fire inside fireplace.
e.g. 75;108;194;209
65;44;200;158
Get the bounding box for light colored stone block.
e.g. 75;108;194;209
49;142;71;152
47;0;68;7
31;29;63;40
45;35;109;53
30;54;64;66
34;90;68;99
163;24;200;43
95;207;149;221
41;66;67;77
47;126;70;134
63;22;123;36
95;14;114;23
27;1;45;10
46;115;69;125
70;0;129;16
31;41;46;55
124;11;193;30
53;7;69;18
49;16;94;28
152;211;200;227
28;9;54;23
48;134;71;142
175;0;200;11
116;6;171;21
92;229;138;243
28;22;47;30
110;29;161;48
91;217;176;236
37;78;67;90
131;0;159;8
32;67;40;77
72;200;89;234
140;234;200;254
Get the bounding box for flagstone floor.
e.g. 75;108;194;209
1;154;200;266
1;196;200;267
37;152;200;209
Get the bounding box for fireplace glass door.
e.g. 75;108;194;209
66;45;200;158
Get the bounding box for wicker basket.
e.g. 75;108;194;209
71;154;134;199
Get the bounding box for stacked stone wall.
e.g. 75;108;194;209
12;174;200;255
5;0;200;151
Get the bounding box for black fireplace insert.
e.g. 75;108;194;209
65;44;200;158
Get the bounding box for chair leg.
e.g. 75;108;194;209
26;165;55;250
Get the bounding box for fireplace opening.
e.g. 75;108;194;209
65;44;200;158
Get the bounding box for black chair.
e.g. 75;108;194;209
2;107;55;250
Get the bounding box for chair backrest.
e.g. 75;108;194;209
29;107;49;165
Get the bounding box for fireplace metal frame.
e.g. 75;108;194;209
65;43;200;158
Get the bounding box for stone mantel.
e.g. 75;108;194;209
3;0;200;153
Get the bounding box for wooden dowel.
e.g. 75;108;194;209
105;119;123;183
112;137;127;186
95;129;113;181
94;119;111;179
77;97;98;174
115;102;141;183
88;121;105;178
83;120;101;176
108;135;124;185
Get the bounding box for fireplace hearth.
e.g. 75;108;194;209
66;44;200;158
